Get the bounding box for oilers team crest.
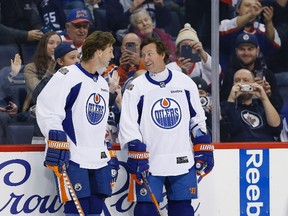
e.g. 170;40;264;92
151;98;181;129
86;93;106;125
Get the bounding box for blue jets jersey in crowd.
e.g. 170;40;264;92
119;68;207;176
36;63;110;169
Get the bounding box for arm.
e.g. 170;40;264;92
251;83;281;127
236;1;262;28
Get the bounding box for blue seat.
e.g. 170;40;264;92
0;44;20;69
7;123;34;144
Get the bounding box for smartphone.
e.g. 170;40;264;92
5;105;13;111
125;42;136;53
180;44;201;62
255;70;264;79
261;0;273;7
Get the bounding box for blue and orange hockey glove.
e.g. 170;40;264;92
44;130;70;177
106;141;120;187
127;140;149;185
192;130;214;177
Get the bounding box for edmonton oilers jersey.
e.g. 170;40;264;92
36;64;110;169
119;68;207;176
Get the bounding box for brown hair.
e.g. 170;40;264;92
81;31;116;62
32;31;60;79
140;38;169;63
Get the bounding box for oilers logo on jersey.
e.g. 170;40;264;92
86;93;106;125
151;98;181;129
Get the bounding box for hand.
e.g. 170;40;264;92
44;130;70;177
262;6;273;25
109;70;120;93
6;102;18;115
10;54;22;77
178;57;193;74
27;30;43;42
127;140;149;185
190;41;207;62
107;141;120;187
192;133;214;177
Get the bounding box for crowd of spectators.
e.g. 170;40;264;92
1;0;288;144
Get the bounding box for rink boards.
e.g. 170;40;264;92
0;143;287;216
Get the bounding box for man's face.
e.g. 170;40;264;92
121;34;141;54
233;69;254;99
141;43;165;73
66;21;89;46
99;44;115;68
235;43;258;67
237;0;258;16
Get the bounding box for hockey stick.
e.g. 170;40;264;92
141;172;163;216
62;166;85;216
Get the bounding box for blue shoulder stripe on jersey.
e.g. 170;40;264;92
185;90;196;118
145;69;172;86
137;95;144;125
63;82;82;145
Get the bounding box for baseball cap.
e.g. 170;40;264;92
66;8;91;24
191;76;208;92
235;33;259;47
54;42;77;60
175;23;199;47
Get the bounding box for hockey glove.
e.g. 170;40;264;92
44;130;70;177
106;141;120;187
193;133;214;177
127;140;149;185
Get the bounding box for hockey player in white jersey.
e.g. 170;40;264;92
119;38;214;216
36;31;119;216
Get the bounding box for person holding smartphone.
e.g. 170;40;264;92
104;33;146;86
167;23;221;88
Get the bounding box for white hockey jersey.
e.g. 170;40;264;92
119;68;207;176
36;64;110;169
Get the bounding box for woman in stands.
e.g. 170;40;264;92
129;8;176;61
23;31;61;112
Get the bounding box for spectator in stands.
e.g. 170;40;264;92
35;0;67;32
0;54;22;143
105;33;146;86
0;0;43;31
106;0;172;36
185;0;230;49
220;32;283;112
129;8;176;60
167;23;221;88
192;76;212;135
219;0;281;70
23;31;61;112
31;41;80;104
0;24;43;45
220;68;282;142
59;8;92;53
0;0;44;44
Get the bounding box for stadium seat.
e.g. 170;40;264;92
0;44;20;69
7;123;34;144
20;43;37;64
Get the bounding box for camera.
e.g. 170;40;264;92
200;96;212;107
240;84;254;92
